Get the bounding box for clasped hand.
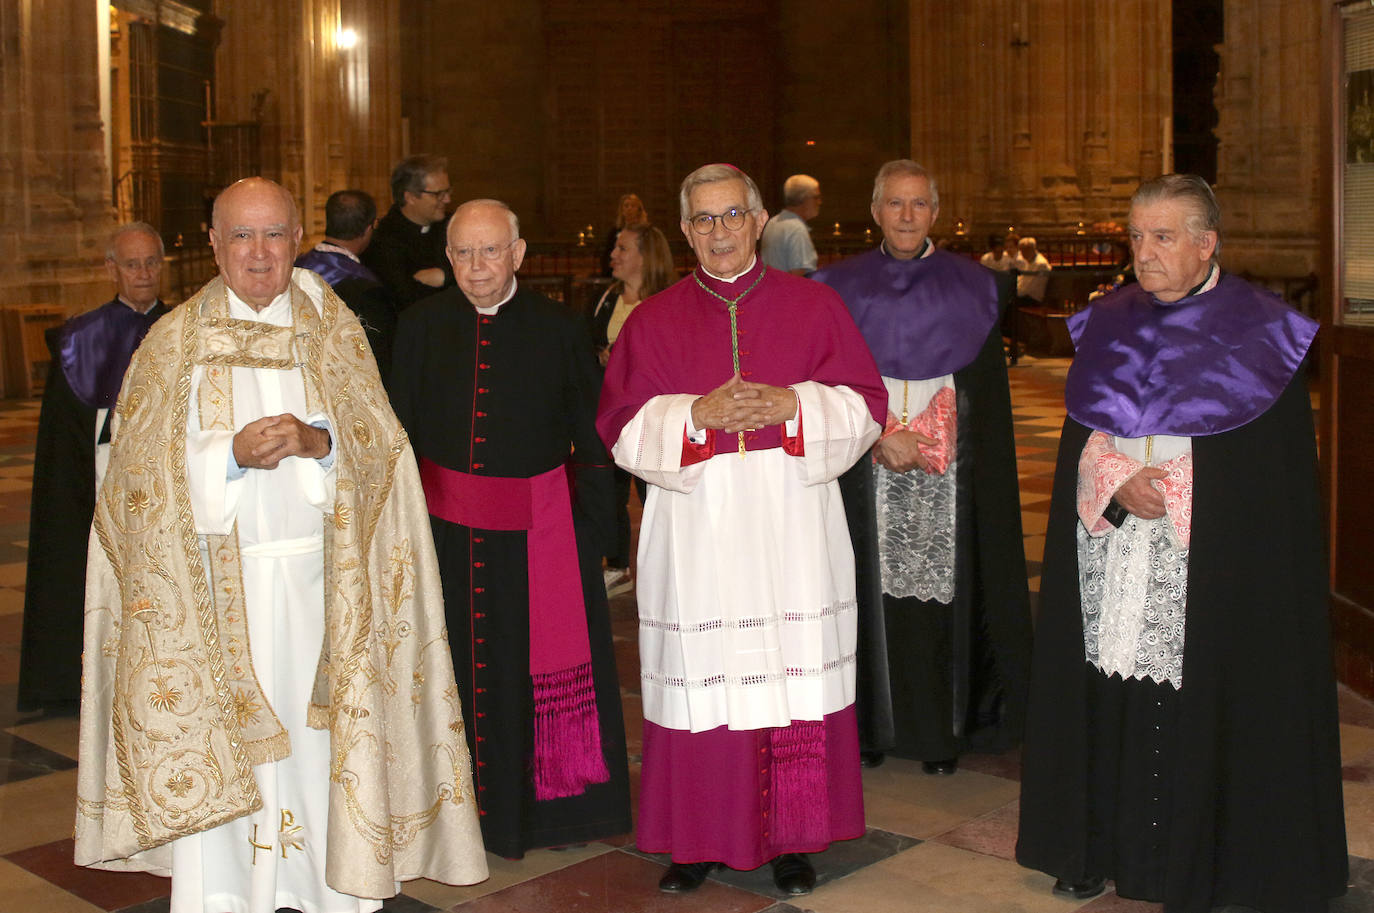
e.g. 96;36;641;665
1113;466;1168;520
874;428;939;473
691;372;798;433
232;414;330;471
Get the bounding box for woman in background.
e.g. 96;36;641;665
601;193;648;275
591;222;675;594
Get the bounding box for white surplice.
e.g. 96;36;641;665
169;287;382;913
611;380;880;734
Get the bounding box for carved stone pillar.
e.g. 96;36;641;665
213;0;401;242
1214;0;1321;277
0;0;115;316
911;0;1170;240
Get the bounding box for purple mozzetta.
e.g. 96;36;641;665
811;246;1001;380
58;298;166;409
1065;273;1317;437
295;247;380;287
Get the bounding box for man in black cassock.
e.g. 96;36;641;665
362;154;455;310
294;189;398;378
812;160;1032;774
389;198;631;859
1016;175;1347;912
18;222;169;714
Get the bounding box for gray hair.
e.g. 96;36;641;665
679;164;764;221
449;198;521;241
105;222;164;261
389;153;448;207
871;159;939;210
1131;173;1222;259
782;174;820;207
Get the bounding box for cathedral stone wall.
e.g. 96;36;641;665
908;0;1171;242
404;0;908;240
0;0;1330;341
0;1;113;313
214;0;402;245
1213;0;1322;279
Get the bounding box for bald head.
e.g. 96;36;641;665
212;178;299;236
447;199;520;245
208;177;304;310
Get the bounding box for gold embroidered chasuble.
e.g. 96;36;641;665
74;271;489;896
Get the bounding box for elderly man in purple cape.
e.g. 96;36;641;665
812;160;1032;775
1016;175;1347;913
597;164;886;896
18;222;169;715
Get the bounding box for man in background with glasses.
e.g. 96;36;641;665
364;153;455;309
597;163;887;896
390;198;632;860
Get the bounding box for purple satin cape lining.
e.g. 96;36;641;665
812;247;1000;380
294;249;380;287
1064;274;1317;437
58;299;165;409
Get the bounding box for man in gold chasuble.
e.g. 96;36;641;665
74;178;489;913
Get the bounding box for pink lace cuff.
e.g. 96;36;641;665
877;386;957;474
1077;431;1193;547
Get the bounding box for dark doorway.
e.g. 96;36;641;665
1172;0;1223;182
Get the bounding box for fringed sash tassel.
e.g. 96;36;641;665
769;720;829;843
533;661;609;800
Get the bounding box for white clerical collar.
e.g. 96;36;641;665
315;240;360;263
473;279;519;315
226;285;293;325
701;255;759;283
1196;263;1220;295
880;237;933;260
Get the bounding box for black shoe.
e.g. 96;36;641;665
921;757;958;775
860;750;886;768
546;843;587;852
770;853;816;895
1052;875;1106;900
658;861;717;893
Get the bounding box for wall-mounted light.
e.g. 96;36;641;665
337;28;359;50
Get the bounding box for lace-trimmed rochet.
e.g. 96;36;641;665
874;455;957;604
1078;514;1188;689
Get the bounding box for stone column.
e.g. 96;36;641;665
1214;0;1322;277
0;0;115;313
911;0;1171;239
213;0;401;242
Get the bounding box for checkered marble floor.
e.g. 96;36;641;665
1;359;1371;913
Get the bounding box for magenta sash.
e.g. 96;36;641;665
419;458;609;799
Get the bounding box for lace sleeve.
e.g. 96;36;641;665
907;385;957;475
1077;431;1142;535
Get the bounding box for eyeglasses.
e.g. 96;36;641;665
688;207;754;235
449;241;516;263
417;187;452;198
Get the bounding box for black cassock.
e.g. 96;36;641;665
842;322;1033;760
362;206;454;310
1016;374;1348;913
19;300;168;714
390;285;631;858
